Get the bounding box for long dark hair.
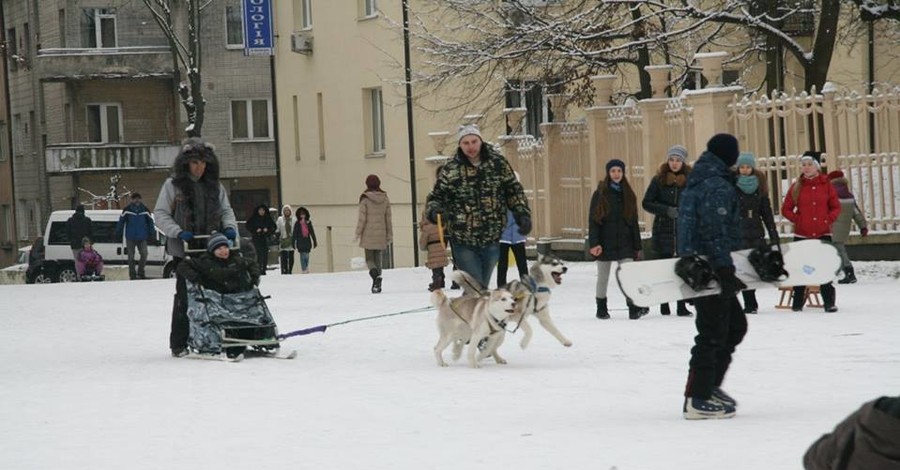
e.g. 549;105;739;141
592;176;638;223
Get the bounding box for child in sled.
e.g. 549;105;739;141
176;232;261;294
76;237;104;280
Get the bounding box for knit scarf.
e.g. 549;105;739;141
736;175;759;194
609;181;622;192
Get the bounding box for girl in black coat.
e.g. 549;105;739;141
642;145;694;317
588;159;644;320
245;204;276;275
735;153;779;313
292;206;318;273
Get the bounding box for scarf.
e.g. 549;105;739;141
736;175;759;194
609;181;622;192
300;219;309;238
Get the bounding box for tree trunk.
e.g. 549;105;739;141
805;0;841;92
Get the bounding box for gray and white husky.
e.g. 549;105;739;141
503;254;572;350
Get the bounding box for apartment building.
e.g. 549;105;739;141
1;0;278;256
0;14;12;267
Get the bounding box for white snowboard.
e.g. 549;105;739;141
616;239;842;307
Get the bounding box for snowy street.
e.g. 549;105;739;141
1;261;898;470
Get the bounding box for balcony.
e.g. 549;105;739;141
46;143;180;173
35;46;174;81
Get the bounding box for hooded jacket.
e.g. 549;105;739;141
804;397;900;470
115;201;155;242
276;205;295;251
66;210;93;250
830;177;868;243
781;173;841;239
356;191;392;250
246;204;277;243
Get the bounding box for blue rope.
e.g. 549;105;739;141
277;305;435;340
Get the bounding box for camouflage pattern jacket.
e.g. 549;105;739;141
426;147;530;247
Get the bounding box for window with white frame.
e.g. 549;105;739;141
86;104;122;143
231;99;273;141
363;88;385;154
360;0;377;17
225;6;244;47
294;0;312;29
81;8;117;48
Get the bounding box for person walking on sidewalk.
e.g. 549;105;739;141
276;205;296;274
246;204;276;275
589;159;645;320
828;170;868;284
642;144;694;317
677;133;746;419
292;206;318;274
781;151;841;312
356;175;392;293
734;152;780;314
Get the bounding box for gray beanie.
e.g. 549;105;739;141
207;231;230;253
456;124;483;144
667;145;688;163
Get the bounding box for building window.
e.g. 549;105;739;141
59;9;67;48
504;79;556;137
225;6;244;48
292;95;301;160
12;114;23;156
363;88;385;154
231;99;273;141
359;0;377;18
1;204;12;244
16;200;28;240
293;0;312;29
7;28;17;72
81;9;117;48
317;92;325;160
86;104;122;143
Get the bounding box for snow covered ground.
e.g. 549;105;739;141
2;260;898;470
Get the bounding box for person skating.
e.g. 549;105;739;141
642;144;694;317
588;159;645;320
734;153;780;314
781;151;841;312
828;170;869;284
677;133;746;419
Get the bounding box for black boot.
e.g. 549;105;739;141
428;275;445;292
821;283;837;312
741;290;758;314
660;303;671;316
596;298;610;320
369;268;382;294
627;301;642;320
837;266;857;284
676;300;693;317
791;286;806;312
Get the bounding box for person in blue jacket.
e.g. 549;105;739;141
115;193;155;280
677;133;747;420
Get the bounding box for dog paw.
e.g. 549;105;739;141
495;358;508;365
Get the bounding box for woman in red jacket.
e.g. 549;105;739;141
780;151;841;312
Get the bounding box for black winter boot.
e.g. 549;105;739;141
627;301;642;320
428;275;445;292
369;268;383;294
596;298;610;320
791;286;806;312
660;303;671;315
821;283;837;312
837;266;857;284
676;300;693;317
741;290;758;314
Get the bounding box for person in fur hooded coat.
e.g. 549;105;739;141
642;144;694;317
154;137;238;357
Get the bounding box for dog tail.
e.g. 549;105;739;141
431;288;449;310
451;270;486;297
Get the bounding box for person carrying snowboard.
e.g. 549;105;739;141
588;159;645;320
642;144;694;317
781;151;841;312
677;133;746;419
734;152;780;314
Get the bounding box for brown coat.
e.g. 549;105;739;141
804;398;900;470
356;191;392;250
418;213;449;269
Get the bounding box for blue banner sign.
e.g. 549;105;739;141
243;0;274;56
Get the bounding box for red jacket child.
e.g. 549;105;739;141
781;172;841;239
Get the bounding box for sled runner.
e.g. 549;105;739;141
185;281;294;359
616;239;841;307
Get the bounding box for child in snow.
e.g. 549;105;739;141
828;170;869;284
418;208;449;291
75;237;104;279
176;232;260;294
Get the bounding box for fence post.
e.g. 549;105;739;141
820;82;841;160
587;75;618;186
540;121;561;239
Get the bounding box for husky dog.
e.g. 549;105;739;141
431;271;516;368
503;253;572;350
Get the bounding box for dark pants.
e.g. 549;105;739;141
252;238;269;274
684;294;748;399
169;257;189;352
126;239;148;279
280;250;294;274
791;236;836;307
497;242;528;288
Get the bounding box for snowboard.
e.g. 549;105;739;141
616;239;842;307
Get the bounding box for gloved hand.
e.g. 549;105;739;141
861;227;869;237
516;214;532;236
426;207;444;224
178;231;194;242
666;207;678;219
223;227;238;240
715;266;747;298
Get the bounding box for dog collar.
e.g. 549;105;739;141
524;275;551;294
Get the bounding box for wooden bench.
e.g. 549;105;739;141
777;286;823;309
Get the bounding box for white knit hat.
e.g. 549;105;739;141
457;124;483;144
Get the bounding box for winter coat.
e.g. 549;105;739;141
803;397;900;470
425;146;530;247
588;181;642;262
736;170;779;249
418;211;449;269
66;212;93;250
781;173;840;239
830;178;868;243
642;162;691;257
677;151;742;268
115;202;155;242
292;218;318;253
276;205;295;252
245;204;277;243
176;251;260;294
500;211;526;244
77;247;103;270
356;191;392;250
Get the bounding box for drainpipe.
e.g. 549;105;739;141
270;54;282;206
0;2;16;250
402;0;419;265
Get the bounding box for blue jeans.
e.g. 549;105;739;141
450;241;500;289
299;251;310;272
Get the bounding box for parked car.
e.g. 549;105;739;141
39;209;175;282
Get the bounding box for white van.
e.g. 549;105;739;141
41;209;175;282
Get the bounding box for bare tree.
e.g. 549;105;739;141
846;0;900;21
143;0;207;137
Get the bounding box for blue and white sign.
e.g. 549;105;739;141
243;0;274;56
